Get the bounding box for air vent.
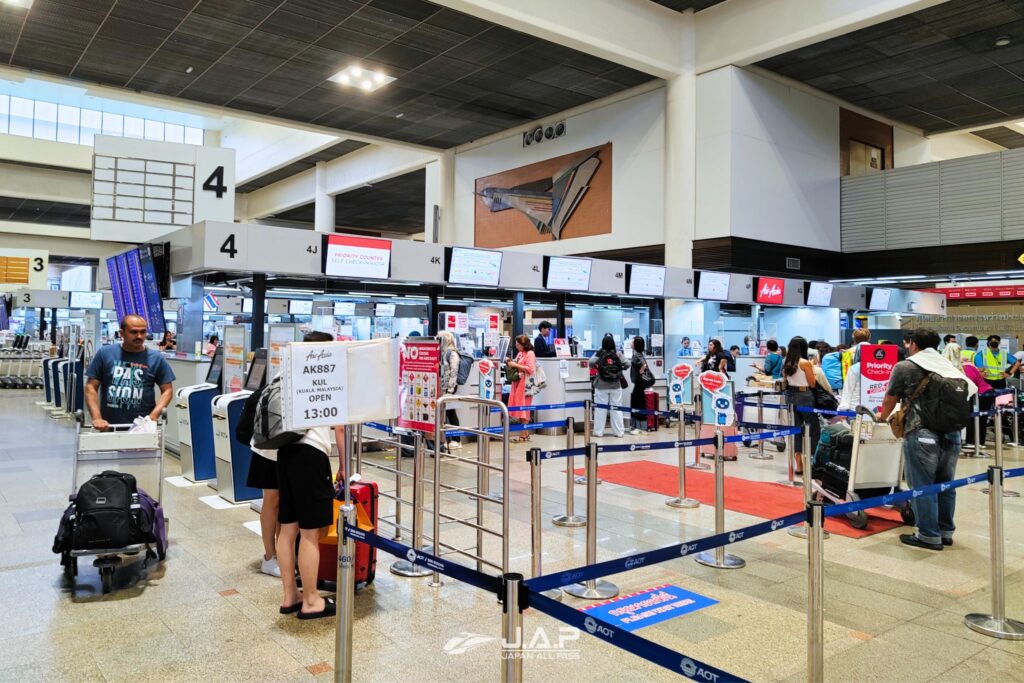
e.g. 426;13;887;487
786;257;801;270
522;121;566;148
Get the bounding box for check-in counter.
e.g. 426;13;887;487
163;355;211;455
212;391;261;503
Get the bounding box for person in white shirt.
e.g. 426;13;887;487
942;335;962;370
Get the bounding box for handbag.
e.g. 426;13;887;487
889;375;930;438
812;384;838;412
638;364;656;390
505;363;520;384
525;365;547;397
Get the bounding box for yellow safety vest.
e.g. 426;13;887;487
981;348;1007;381
841;348;854;381
960;348;976;364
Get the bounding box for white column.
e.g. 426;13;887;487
314;160;335;234
438;149;456;246
663;11;696;269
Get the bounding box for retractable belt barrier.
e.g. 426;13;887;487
535;427;799;461
791;404;1005;420
494;401;586;412
592;402;679;418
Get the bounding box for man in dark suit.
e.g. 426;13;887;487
534;321;556;358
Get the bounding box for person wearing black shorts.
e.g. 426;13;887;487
236;384;282;578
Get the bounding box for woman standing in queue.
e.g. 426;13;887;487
701;339;730;375
506;335;536;443
783;336;819;475
629;336;649;435
437;331;463;451
590;334;626;438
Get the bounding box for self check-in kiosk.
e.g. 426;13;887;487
175;347;222;483
212;348;266;503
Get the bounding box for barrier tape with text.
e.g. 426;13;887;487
446;419;567;438
493;401;587;413
592;402;679;418
528;590;746;683
343;523;501;595
724;427;801;443
535;427;798;460
792;405;1001;419
736;421;794;432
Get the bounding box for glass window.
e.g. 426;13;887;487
184;126;204;146
164;123;184;144
9;97;33;137
0;95;9;135
144;119;164;140
80;109;102;145
57;105;80;144
33;101;57;141
124;116;144;139
101;112;123;136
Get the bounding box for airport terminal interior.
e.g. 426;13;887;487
2;0;1024;681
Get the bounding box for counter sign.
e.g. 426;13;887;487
283;342;349;430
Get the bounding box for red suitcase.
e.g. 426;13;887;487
644;390;659;432
318;481;378;590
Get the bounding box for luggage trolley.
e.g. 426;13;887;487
740;375;788;454
812;407;914;530
66;414;166;593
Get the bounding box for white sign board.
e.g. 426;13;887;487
0;248;49;292
283;342;349;430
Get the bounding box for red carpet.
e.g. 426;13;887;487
572;460;906;538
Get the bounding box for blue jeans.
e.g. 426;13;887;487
787;389;820;455
903;428;961;544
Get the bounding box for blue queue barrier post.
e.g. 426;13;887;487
666;416;699;509
564;442;619;599
965;465;1024;640
552;416;586;527
576;400;601;486
790;425;830;540
807;502;825;681
696;430;746;570
528;447;563;601
501;572;525;683
982;413;1020;498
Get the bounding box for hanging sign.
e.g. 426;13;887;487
398;339;440;433
859;344;898;411
478;358;496;400
282;342;349;430
698;371;733;426
669;364;694;406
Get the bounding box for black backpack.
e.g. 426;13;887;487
235;385;263;446
596;351;623;382
914;372;971;433
73;471;140;550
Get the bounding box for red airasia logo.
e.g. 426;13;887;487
698;371;727;393
673;364;693;381
478;359;492;375
756;277;785;305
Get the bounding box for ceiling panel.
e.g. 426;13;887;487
758;0;1024;134
0;0;654;148
973;125;1024;148
0;196;91;228
236;139;369;193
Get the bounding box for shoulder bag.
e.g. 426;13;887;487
889;374;930;438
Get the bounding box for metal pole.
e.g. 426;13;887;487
476;404;485;569
529;448;562;601
390;433;431;577
333;503;356;683
390;425;401;541
964;465;1024;639
564;443;618;599
666;415;699;508
807;503;825;681
431;410;444;587
576;399;601;485
689;404;711;470
500;572;525;683
1011;391;1020;447
973;393;982;458
746;390;773;460
695;429;745;569
982;412;1019;497
790;425;829;539
354;424;363;477
553;416;586;526
778;402;802;487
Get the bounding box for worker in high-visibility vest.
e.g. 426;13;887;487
961;336;979;368
975;335;1011;390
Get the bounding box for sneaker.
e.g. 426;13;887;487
448;441;462;450
942;538;953;546
593;433;605;438
629;428;641;436
899;534;942;551
261;556;282;577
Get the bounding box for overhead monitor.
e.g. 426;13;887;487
205;347;224;388
334;301;356;316
448;247;503;287
242;298;253;314
546;256;592;291
244;348;268;391
375;303;396;317
697;271;730;301
69;291;104;310
754;277;785;305
0;295;9;331
628;264;666;297
805;282;834;307
105;246;165;334
288;300;313;315
868;288;892;310
323;234;392;279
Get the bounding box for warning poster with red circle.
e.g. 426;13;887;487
398;339;440;433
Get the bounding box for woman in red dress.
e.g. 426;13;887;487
507;335;536;442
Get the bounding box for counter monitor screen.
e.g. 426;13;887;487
334;302;356;316
205;347;224;387
546;256;592;291
69;291;104;310
242;298;253;314
805;282;834;307
628;264;666;297
288;300;312;315
375;303;396;317
245;349;268;391
697;271;731;301
448;247;503;287
869;288;892;310
323;234;392;279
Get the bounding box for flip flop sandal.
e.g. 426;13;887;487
279;601;303;615
297;597;337;620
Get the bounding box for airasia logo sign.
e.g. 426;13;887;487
673;364;693;381
698;371;727;394
756;278;785;305
478;359;493;375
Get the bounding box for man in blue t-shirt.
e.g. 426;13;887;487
85;315;176;430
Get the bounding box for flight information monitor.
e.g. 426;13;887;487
805;282;834;307
869;288;892;310
628;265;666;297
70;291;104;310
288;300;313;315
448;247;503;287
546;256;592;291
697;271;730;301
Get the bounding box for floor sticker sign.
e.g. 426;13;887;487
579;584;717;632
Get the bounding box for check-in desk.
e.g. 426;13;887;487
212;391;261;503
163;356;211;455
175;383;218;483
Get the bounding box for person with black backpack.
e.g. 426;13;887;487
438;331;463;452
589;334;626;438
880;328;976;551
629;336;655;435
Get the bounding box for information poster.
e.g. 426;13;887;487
268;324;299;381
554;338;571;358
445;313;469;334
488;313;500;331
698;371;733;426
669;364;694;406
324;235;391;279
478;358;496;400
398;339;440;433
221;325;247;393
581;584;717;632
860;344;898;411
282;342;349;430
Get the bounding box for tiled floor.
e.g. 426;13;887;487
2;391;1023;682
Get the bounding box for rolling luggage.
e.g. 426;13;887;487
644;389;660;432
318;480;379;590
698;423;738;460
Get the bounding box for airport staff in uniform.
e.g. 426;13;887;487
975;334;1011;391
533;321;556;358
961;336;979;368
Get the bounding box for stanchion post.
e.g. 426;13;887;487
807;503;825;681
789;425;828;540
500;572;525;683
757;391;766;459
964;465;1024;640
973;393;982;458
695;430;745;569
778;404;802;487
354;423;363;476
390;433;431;578
576;400;601;486
529;448;563;600
334;503;356;683
982;412;1019;498
564;443;619;599
553;416;586;527
1011;391;1020;447
666;415;699;508
431;418;444;588
391;425;401;541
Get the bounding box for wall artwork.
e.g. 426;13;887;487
474;143;612;248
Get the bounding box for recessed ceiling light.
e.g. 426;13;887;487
395;113;404;118
2;0;33;8
328;65;395;92
185;66;194;74
995;35;1012;47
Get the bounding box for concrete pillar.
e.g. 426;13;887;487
423;160;439;243
314;161;335;234
663;11;696;270
438;149;456;246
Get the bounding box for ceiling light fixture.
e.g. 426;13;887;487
185;66;194;74
329;65;395;92
995;35;1012;47
2;0;33;8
